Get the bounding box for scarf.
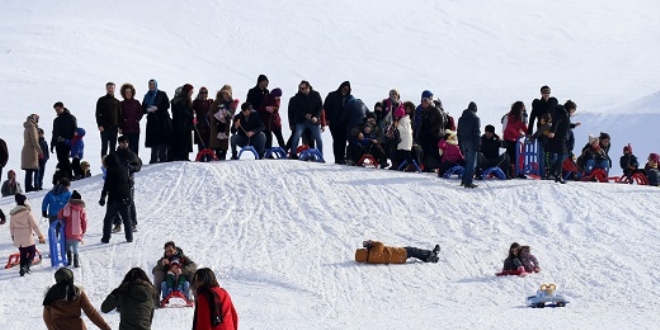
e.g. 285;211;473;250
193;287;223;329
143;79;159;107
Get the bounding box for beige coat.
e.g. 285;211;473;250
21;117;42;170
9;205;44;248
43;290;111;330
209;85;234;151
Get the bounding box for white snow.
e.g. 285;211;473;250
1;0;659;329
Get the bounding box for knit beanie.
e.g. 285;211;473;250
421;90;433;100
599;132;610;140
394;104;405;119
71;190;81;200
270;88;282;98
485;125;495;133
15;193;27;206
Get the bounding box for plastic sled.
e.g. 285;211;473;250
442;165;465;179
526;283;569;308
264;147;287;159
610;172;648;185
161;291;194;308
516;138;541;179
356;154;379;168
482;167;507;180
299;148;325;162
195;148;217;162
49;220;68;267
238;146;259;160
5;249;42;269
496;269;527;277
397;159;421;172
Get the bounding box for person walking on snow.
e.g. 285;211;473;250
99;153;133;243
10;193;45;276
57;190;86;268
112;135;142;233
355;240;441;264
41;178;72;237
51;102;78;180
457;102;481;188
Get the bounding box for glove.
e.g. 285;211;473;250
38;236;46;244
42;210;48;218
98;198;106;207
148;106;158;113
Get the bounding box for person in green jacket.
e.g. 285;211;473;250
102;267;157;330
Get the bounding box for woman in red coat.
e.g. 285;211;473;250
192;268;238;330
503;101;528;178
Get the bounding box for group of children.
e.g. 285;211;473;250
620;145;659;185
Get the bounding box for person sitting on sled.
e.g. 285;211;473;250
499;242;527;276
152;241;197;303
355;240;440;264
161;258;191;300
519;245;541;273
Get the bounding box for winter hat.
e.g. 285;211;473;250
389;89;400;99
270;88;282;98
650;153;660;164
599;132;610;141
181;84;194;96
540;85;551;93
366;111;376;120
421;90;433;100
394;104;405;119
117;135;128;143
588;134;599;145
15;193;27;206
174;86;183;98
623;144;632;154
485;125;495;133
169;258;181;268
28;114;40;123
257;74;269;84
71;190;81;200
468;101;478;112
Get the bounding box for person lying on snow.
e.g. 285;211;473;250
355;240;440;264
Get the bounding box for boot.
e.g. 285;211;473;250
231;152;238;160
66;251;72;266
73;254;80;268
132;223;138;232
112;223;122;233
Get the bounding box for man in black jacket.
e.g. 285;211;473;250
246;74;269;110
323;81;351;164
99;152;133;243
96;82;122;157
112;136;142;233
0;137;7;180
51;102;77;180
527;86;558;178
289;80;324;158
457;102;481;188
478;125;510;179
230;102;266;159
547;100;576;184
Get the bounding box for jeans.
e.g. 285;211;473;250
291;121;323;155
462;144;478;185
585;159;610;175
550;152;568;179
404;247;432;262
100;127;119;157
231;132;266;158
66;239;80;255
24;169;36;192
537;142;546;178
101;202;133;242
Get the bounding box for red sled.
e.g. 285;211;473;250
195;149;218;162
496;269;527;277
5;249;43;269
160;291;194;308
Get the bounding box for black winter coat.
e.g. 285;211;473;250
96;94;122;129
457;104;481;150
101;280;156;330
143;91;171;147
323;82;351;125
231;111;265;138
480;133;503;159
51;109;77;147
620;154;639;171
288;90;323;126
246;86;269;110
115;148;142;185
0;138;8;167
528;97;558;134
548;105;571;154
102;154;132;204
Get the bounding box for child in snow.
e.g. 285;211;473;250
36;128;49;191
355;240;440;264
438;129;465;177
519;245;541;273
80;160;92;178
498;242;526;276
619;144;639;183
347;122;387;166
645;153;660;186
9;193;45;276
162;258;191;299
1;170;23;197
581;135;610;176
57;190;86;268
42;178;72;238
65;128;86;180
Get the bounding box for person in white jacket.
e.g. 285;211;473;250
395;102;416;169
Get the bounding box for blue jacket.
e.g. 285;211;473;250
41;184;72;217
457;102;481;150
65;127;86;159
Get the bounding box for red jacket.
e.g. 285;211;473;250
194;287;238;330
58;200;87;242
503;116;527;142
256;95;282;131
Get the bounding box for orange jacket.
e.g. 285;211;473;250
355;241;407;264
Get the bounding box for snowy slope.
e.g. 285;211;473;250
1;161;660;329
1;0;660;329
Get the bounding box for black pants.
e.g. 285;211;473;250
36;160;47;189
100;127;119;157
477;153;511;178
55;144;72;180
124;133;140;156
71;158;83;179
102;202;133;242
347;143;388;164
114;186;137;227
329;124;347;163
150;144;168;164
505;141;518;177
404;247;432;262
19;245;36;269
438;159;466;177
265;128;286;150
24;169;36;192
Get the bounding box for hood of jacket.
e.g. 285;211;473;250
10;205;30;216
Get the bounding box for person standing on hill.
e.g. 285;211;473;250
503;101;529;178
0;137;7;180
171;84;195;161
257;88;285;150
143;79;172;164
119;83;144;156
193;87;213;151
457;102;481;188
246;74;269;110
323;81;351;164
99;153;133;243
97;82;122;158
10;193;45;276
21;114;44;192
547;100;576;184
51;102;77;180
209;85;239;160
111;135;142;233
36;128;50;190
288;80;324;158
528;86;558;178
